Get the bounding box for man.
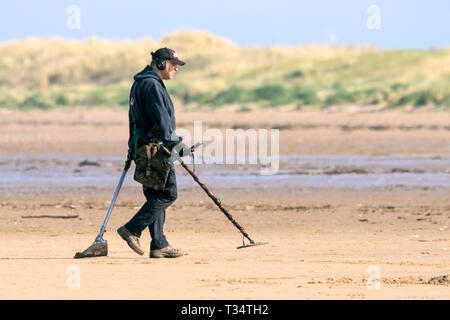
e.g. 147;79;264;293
117;47;190;258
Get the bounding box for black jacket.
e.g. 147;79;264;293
128;65;182;152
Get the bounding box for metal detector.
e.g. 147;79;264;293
178;143;268;249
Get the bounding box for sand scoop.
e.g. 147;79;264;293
74;159;132;258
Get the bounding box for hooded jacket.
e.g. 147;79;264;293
128;65;182;152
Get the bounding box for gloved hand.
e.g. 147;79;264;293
127;149;134;160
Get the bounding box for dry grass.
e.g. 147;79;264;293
0;30;449;109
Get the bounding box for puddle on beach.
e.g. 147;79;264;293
0;152;449;196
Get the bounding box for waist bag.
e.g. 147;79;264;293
132;128;172;190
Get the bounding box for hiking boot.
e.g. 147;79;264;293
117;226;144;256
150;245;184;258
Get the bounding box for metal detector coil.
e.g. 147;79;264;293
237;235;269;249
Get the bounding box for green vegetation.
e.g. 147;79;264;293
0;31;449;110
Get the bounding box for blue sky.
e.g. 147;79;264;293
0;0;449;49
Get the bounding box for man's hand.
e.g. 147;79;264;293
127;149;134;160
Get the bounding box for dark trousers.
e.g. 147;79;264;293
125;165;177;250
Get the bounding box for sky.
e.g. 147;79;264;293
0;0;449;49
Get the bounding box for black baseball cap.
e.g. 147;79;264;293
151;47;186;66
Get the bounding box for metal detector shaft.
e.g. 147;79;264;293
95;159;131;241
179;159;255;244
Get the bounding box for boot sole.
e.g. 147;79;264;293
150;252;184;258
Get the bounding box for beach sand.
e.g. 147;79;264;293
0;107;448;299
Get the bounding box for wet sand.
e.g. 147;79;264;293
0;107;449;299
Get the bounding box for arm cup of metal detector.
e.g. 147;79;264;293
175;142;192;157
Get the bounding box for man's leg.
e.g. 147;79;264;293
124;189;174;237
148;209;167;250
124;166;177;241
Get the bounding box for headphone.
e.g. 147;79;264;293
151;52;167;71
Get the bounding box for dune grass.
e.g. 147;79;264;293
0;30;449;110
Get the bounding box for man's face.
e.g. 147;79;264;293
161;60;179;80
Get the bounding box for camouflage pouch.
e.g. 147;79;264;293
133;140;172;190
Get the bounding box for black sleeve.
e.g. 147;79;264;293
141;81;182;150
